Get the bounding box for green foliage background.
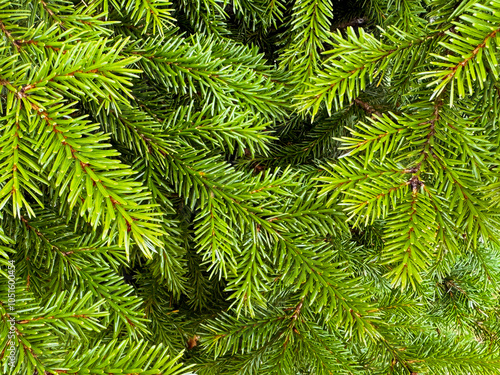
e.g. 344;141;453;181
1;0;500;374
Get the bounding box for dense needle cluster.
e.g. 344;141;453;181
1;0;500;374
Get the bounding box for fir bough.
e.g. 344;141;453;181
1;0;500;374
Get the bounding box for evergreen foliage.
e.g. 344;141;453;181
1;0;500;374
